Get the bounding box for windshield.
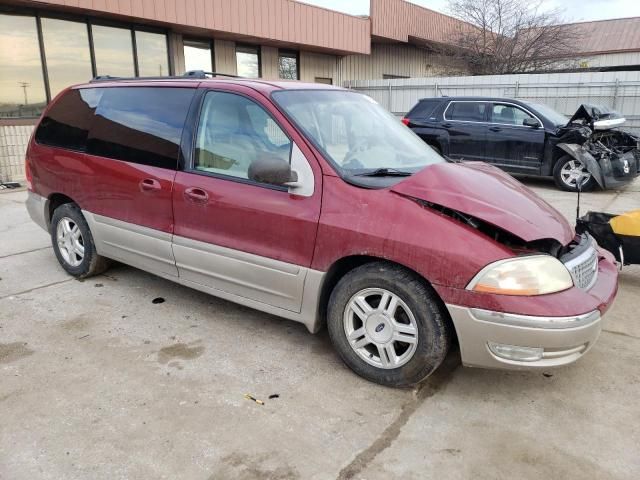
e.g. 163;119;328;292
272;90;444;176
525;102;569;126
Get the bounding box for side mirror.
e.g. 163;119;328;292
248;156;297;186
523;118;541;128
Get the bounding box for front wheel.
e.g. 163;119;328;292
51;203;110;279
553;155;596;192
327;262;452;387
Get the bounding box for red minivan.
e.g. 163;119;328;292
26;74;618;387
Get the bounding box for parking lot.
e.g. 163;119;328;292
1;178;639;480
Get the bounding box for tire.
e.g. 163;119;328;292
553;155;596;192
327;262;452;387
50;203;110;279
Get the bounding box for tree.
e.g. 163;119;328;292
446;0;583;74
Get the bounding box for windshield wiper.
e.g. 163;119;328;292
354;168;413;177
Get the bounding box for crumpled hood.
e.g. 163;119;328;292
568;104;626;130
391;162;575;245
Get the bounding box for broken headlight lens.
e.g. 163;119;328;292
468;255;573;296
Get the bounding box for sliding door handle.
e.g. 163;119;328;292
184;187;209;204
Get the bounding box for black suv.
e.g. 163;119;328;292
403;97;639;191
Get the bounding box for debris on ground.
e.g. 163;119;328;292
244;394;264;405
152;297;165;304
268;394;280;399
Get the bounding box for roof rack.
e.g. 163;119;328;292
90;70;241;83
183;70;240;79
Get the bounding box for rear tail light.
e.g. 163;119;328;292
401;117;410;126
25;155;33;191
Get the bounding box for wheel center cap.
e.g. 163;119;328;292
365;314;393;343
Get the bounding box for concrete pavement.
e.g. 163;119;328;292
1;178;639;480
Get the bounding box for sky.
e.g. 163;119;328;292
301;0;640;22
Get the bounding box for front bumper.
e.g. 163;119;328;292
446;305;603;369
601;151;638;189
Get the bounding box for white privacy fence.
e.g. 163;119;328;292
344;71;640;134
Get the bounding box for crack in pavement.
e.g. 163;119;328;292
336;353;460;480
0;278;73;301
603;329;639;341
0;246;52;259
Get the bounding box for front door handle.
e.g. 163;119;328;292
442;123;453;129
489;126;502;132
184;187;209;204
139;178;161;192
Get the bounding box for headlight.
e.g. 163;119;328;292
467;255;573;296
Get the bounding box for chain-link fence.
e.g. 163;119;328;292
344;71;640;134
0;125;32;183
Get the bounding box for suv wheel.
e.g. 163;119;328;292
327;262;451;387
553;155;596;192
51;203;110;278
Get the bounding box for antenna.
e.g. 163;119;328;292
18;81;30;105
575;173;587;223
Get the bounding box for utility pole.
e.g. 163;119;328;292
18;81;30;105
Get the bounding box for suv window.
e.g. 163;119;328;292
407;99;440;120
34;89;102;151
446;102;486;122
194;91;292;182
87;87;194;169
491;104;535;126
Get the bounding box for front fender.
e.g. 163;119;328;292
557;143;605;188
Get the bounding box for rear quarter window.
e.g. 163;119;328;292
35;89;102;151
406;99;440;120
87;87;195;169
35;86;195;170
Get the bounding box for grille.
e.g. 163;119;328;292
564;240;599;290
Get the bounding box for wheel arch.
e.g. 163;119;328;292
316;255;456;342
46;193;77;229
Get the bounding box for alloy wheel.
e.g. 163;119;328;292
560;159;591;189
56;217;85;267
343;288;418;369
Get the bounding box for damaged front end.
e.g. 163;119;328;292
556;104;640;189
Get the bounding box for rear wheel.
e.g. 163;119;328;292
553;155;596;192
327;262;451;387
51;203;110;279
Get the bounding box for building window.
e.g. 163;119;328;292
92;25;135;77
278;50;298;80
0;9;171;118
236;44;260;78
184;39;213;73
136;31;169;76
0;13;47;118
315;77;333;85
41;18;93;99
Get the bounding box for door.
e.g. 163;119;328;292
442;101;488;161
80;86;195;277
485;102;545;173
172;87;322;312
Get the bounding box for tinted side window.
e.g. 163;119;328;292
87;87;194;169
407;99;440;120
194;91;292;183
491;104;534;125
35;89;102;151
447;102;486;122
